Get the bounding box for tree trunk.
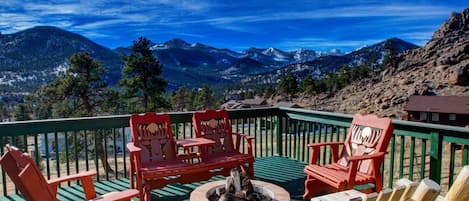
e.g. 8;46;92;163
96;131;114;173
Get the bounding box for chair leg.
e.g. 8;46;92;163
304;176;335;200
144;185;151;201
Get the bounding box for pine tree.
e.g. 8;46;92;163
195;85;214;110
171;86;189;111
300;75;316;95
120;37;169;113
14;103;30;121
32;52;115;173
278;73;299;98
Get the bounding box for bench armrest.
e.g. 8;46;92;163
307;142;344;164
127;143;141;153
233;132;255;156
47;171;97;200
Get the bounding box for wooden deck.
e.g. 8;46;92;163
1;156;307;201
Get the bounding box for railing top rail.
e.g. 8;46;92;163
279;107;469;137
0;107;280;136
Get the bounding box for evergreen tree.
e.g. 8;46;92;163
195;84;214;110
278;73;299;98
300;74;319;95
120;37;169;113
382;40;398;69
171;86;189;111
14;103;30;121
32;52;115;173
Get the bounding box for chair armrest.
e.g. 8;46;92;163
47;171;96;186
307;141;344;148
307;142;344;164
348;152;385;162
47;171;97;200
233;132;255;156
347;152;386;185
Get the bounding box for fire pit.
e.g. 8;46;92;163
190;169;290;201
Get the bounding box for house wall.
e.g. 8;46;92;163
407;111;469;127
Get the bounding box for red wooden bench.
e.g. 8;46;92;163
127;111;255;201
192;109;255;178
303;114;394;200
0;144;138;201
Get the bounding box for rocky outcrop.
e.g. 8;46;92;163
284;8;469;118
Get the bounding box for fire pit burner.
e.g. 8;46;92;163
190;169;290;201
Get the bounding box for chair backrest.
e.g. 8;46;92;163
192;109;235;154
337;114;394;174
130;113;178;163
0;144;56;201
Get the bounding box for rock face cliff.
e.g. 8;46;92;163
291;9;469;118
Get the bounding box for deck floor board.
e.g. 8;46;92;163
1;156;306;201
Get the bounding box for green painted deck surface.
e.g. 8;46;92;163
1;156;307;201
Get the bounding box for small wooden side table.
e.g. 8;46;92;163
176;138;215;162
311;189;365;201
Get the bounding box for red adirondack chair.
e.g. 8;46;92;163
303;114;394;200
0;144;138;201
192;109;255;178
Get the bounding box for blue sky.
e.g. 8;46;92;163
0;1;467;52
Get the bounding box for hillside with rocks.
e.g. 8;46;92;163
284;8;469;118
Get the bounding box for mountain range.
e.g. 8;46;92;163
0;25;417;96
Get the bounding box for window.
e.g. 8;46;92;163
449;114;456;121
420;112;427;121
431;113;439;121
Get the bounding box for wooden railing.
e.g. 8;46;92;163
0;107;468;196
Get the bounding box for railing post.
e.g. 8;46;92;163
429;131;442;184
276;115;283;156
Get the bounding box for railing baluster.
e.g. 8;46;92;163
429;132;442;184
276;115;282;156
104;129;109;181
328;125;334;163
301;121;306;162
34;134;39;169
122;127;127;178
388;136;395;188
306;122;312;162
420;139;427;180
85;130;89;171
64;131;70;186
409;137;415;180
464;145;469;166
264;117;268;157
113;128;118;179
1;136;6;196
45;132;50;180
54;132;60;182
94;130;99;181
399;135;405;179
74;131;79;185
260;118;263;157
254;117;258;158
270;116;274;157
449;143;456;186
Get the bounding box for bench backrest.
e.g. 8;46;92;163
0;144;56;201
192;109;235;154
337;114;393;174
130;113;177;163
